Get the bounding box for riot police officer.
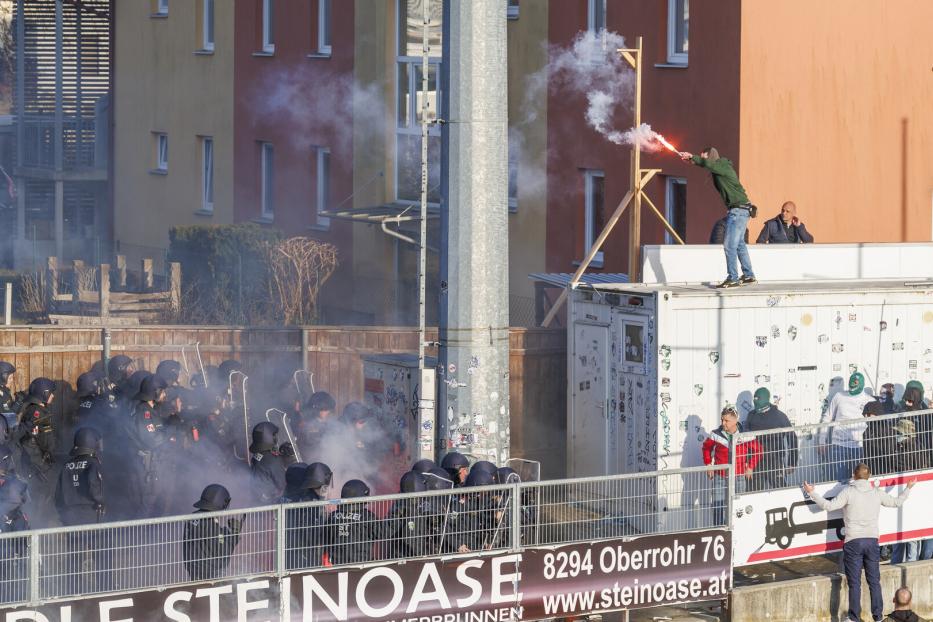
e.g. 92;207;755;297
441;452;470;487
130;374;173;518
0;467;29;604
183;484;242;581
55;427;104;525
15;378;58;493
326;479;378;566
249;422;286;505
105;355;135;399
382;470;434;560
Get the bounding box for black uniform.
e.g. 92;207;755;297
250;422;286;505
55;439;104;526
0;475;29;604
382;472;435;560
183;484;242;581
326;480;377;565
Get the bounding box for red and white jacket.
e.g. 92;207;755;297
702;424;762;476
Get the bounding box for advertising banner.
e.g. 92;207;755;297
733;471;933;566
2;529;730;622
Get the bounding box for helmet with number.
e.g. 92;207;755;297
466;468;495;487
76;372;102;399
441;451;470;483
28;378;56;404
494;466;521;485
194;484;231;512
155;360;182;386
107;355;134;382
250;421;279;453
72;427;102;456
341;479;370;499
304;462;333;490
0;361;15;386
399;470;427;494
412;458;435;474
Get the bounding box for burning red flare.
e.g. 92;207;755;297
653;132;680;154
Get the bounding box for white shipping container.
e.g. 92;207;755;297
568;280;933;478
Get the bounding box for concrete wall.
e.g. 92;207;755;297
113;0;236;253
731;559;933;622
545;0;743;275
739;0;933;245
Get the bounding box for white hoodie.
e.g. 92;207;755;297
818;391;874;448
808;479;910;540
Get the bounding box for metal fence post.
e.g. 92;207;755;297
728;441;737;529
277;504;286;578
510;482;522;552
29;532;40;606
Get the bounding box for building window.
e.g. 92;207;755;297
584;170;605;267
507;0;519;20
155;0;168;16
315;147;331;229
396;0;442;204
261;142;274;219
262;0;275;53
665;177;687;243
667;0;689;65
202;0;215;51
155;133;168;172
587;0;606;34
317;0;332;55
202;137;214;213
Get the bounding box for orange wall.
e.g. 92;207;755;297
739;1;933;243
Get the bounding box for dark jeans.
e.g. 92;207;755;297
844;538;882;622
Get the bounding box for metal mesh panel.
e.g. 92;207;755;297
0;533;30;606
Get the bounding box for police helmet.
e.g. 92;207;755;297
400;470;427;494
107;355;134;382
194;484;232;511
424;466;454;491
0;361;15;385
134;374;168;403
340;401;370;425
494;467;521;485
218;360;243;381
73;427;102;456
250;421;279;453
471;460;498;475
304;462;333;490
412;458;435;473
341;479;370;499
466;468;495;487
306;391;336;414
28;378;56;403
441;451;470;481
155;360;182;386
76;372;101;399
285;462;310;489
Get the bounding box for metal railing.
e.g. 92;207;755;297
734;407;933;491
0;464;727;608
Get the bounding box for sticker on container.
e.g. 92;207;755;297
756;336;768;348
755;374;771;384
833;364;842;372
909;360;918;370
818;334;829;344
660;345;672;358
880;321;888;331
767;296;782;307
849;364;858;375
835;312;843;328
661;359;671;371
661;377;671;387
848;313;857;322
787;326;798;341
832;343;845;353
709;351;720;364
863;326;872;332
771;325;781;339
801;313;814;326
693;384;703;396
893;342;905;351
448;363;457;374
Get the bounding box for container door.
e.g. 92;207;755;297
571;321;610;477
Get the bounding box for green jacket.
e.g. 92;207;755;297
691;155;750;208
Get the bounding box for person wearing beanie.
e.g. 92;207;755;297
744;387;798;490
680;146;757;288
818;372;874;482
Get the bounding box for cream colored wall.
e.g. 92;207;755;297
113;0;235;253
739;1;933;244
506;1;548;312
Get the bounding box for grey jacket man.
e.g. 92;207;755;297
808;479;911;540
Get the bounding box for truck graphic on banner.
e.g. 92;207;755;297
764;499;845;549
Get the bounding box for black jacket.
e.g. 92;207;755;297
183;513;242;581
756;215;814;244
250;450;286;505
884;610;926;622
381;498;437;559
55;452;104;526
283;500;328;570
744;406;798;467
326;502;378;565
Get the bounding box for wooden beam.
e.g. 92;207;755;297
641;192;685;245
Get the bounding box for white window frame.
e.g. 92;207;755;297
667;0;689;65
202;0;215;51
260;142;274;220
155;133;168;172
584;170;605;267
587;0;606;34
201;137;214;213
315;146;331;229
665;177;687;244
262;0;275;53
507;0;519;20
156;0;168;16
317;0;332;55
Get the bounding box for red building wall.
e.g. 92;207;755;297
233;0;355;308
545;0;742;276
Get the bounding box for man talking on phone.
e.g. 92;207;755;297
756;201;814;244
